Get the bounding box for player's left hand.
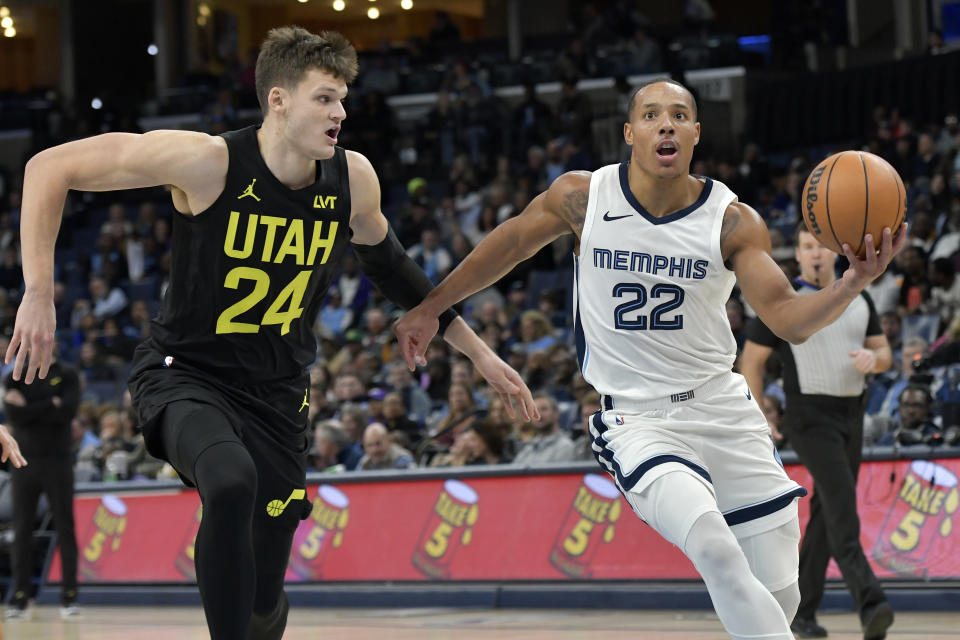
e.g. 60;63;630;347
849;348;877;374
471;349;540;422
840;223;908;291
0;424;27;468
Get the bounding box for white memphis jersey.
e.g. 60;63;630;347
574;163;739;405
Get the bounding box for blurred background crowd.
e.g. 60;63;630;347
0;0;957;485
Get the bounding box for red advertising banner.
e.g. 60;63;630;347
47;458;960;583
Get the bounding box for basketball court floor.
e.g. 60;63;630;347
1;606;958;639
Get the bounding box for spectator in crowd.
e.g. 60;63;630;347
518;310;558;354
317;288;353;339
381;391;423;446
386;360;431;423
625;27;663;73
429;381;479;446
407;224;453;284
332;371;367;406
356;423;415;470
100;202;133;238
89;275;128;321
922;257;960;330
312;419;362;472
338;403;370;451
512;394;577;465
868;385;941;446
879;310;903;364
875;337;930;417
896;245;929;314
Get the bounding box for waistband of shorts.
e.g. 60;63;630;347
601;373;733;413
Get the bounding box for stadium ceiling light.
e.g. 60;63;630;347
147;43;159;56
0;7;9;18
0;16;12;29
332;0;345;9
367;7;379;19
298;0;309;3
3;26;13;37
401;0;412;8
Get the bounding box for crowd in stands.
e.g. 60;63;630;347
0;5;958;483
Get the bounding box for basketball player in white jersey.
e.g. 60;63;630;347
395;79;907;639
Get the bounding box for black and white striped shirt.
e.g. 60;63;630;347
747;279;882;397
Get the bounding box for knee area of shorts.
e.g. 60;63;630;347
195;442;257;508
684;513;744;571
772;582;801;621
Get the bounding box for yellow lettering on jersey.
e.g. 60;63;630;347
224;211;258;259
307;221;338;266
258;215;286;262
313;195;338;209
274;219;306;265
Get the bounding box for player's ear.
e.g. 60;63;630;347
268;86;288;114
694;122;701;146
624;122;633;146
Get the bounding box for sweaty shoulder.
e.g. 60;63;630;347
719;200;772;267
544;170;592;236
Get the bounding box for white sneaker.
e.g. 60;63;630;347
60;603;82;619
4;604;31;620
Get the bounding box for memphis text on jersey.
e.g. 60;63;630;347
593;248;708;280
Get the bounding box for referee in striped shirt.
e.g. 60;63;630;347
741;225;894;640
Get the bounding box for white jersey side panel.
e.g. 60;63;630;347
574;163;738;404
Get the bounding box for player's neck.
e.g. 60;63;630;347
256;124;316;190
627;163;701;217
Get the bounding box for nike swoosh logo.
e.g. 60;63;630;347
602;211;632;222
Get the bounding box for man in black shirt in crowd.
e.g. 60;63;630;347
3;355;79;619
7;26;536;640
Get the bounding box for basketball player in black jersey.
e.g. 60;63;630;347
8;27;537;639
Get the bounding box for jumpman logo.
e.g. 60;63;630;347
238;179;261;201
265;488;306;517
299;389;309;413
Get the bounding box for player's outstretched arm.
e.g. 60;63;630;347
7;130;226;383
347;152;540;421
0;424;27;469
727;202;907;344
394;171;586;370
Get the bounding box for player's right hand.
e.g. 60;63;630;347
393;305;438;371
5;289;57;384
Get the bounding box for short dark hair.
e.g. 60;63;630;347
255;27;359;116
627;78;698;121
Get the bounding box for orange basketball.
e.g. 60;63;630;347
801;150;906;257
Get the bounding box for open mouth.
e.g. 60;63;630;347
656;140;678;161
325;126;340;143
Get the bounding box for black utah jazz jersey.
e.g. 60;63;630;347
150;125;352;384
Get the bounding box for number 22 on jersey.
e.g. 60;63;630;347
612;282;685;330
